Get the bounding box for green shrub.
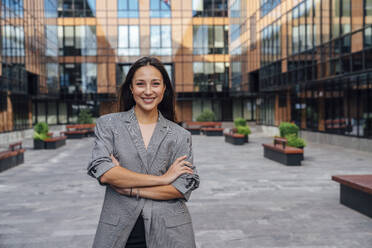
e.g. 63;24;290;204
78;109;93;124
196;110;215;122
279;122;299;138
33;122;49;141
286;133;306;148
34;122;49;135
237;125;251;136
33;132;49;141
234;117;247;128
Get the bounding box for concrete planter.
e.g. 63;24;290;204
34;139;45;149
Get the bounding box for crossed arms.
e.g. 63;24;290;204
100;155;194;200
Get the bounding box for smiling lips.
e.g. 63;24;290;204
142;97;155;104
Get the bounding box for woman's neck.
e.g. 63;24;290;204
134;105;158;124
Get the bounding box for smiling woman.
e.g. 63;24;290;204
87;57;199;248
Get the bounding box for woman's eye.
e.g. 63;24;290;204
153;82;161;86
136;82;144;86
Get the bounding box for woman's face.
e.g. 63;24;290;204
130;65;166;113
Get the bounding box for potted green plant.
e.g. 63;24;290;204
285;133;306;149
237;125;251;143
78;109;93;124
196;109;216;122
33;122;50;149
279;122;299;138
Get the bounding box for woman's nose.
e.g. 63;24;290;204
144;84;152;94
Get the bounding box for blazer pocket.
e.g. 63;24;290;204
165;212;192;228
100;214;120;226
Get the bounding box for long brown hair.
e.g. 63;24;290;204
117;56;177;122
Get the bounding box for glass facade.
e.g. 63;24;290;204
150;0;171;18
193;62;229;92
57;0;96;17
118;26;140;56
118;0;139;18
58;25;97;56
150;25;172;56
193;25;228;54
192;0;228;17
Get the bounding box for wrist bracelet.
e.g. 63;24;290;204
136;188;140;200
130;187;132;197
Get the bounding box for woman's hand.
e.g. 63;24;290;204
161;155;193;184
110;154;120;167
111;185;131;196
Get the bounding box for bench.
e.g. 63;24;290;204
224;132;246;145
201;127;224;136
0;142;25;173
184;121;222;135
262;142;304;166
44;136;67;149
332;175;372;218
62;124;95;139
273;137;287;149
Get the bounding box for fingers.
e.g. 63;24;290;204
175;155;187;163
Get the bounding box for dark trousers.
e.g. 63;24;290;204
125;214;147;248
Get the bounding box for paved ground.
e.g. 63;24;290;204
0;131;371;248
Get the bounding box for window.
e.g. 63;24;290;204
60;63;97;94
118;26;140;56
193;25;227;54
231;62;242;91
1;0;24;18
150;0;171;18
2;25;25;57
192;0;227;17
45;25;58;57
118;0;139;18
230;0;240;18
250;14;257;50
230;24;241;43
365;0;372;47
150;25;172;55
57;0;95;17
59;26;97;56
193;62;228;92
44;0;58;17
116;64;131;86
260;0;280;17
46;63;59;94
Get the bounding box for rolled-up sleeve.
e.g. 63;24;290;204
171;132;200;201
87;117;116;186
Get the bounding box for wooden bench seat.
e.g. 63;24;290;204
63;124;95;139
262;143;304;166
184;121;222;135
201;127;224;136
0;142;25;173
44;136;67;149
224;132;246;145
332;175;372;218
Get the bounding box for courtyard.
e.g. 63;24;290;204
0;130;371;248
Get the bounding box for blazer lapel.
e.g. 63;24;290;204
123;107;149;173
146;111;169;170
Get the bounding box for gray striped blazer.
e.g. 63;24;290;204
87;106;200;248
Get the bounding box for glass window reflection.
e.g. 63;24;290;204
118;0;139;18
118;26;140;56
60;63;97;94
150;0;171;18
150;25;172;56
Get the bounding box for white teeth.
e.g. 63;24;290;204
143;98;155;103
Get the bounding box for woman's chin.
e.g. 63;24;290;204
135;103;159;112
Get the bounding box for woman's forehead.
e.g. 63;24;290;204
133;65;163;79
